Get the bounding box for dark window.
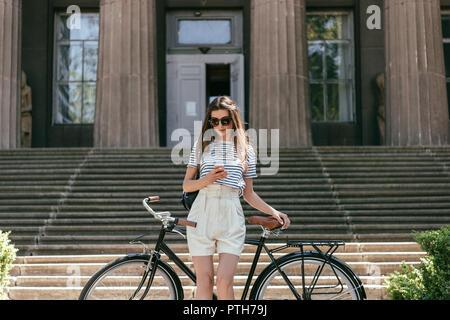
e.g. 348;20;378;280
53;12;99;124
307;12;355;122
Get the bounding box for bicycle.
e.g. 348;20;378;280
79;195;367;300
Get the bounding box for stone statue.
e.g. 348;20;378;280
376;73;385;145
21;70;32;148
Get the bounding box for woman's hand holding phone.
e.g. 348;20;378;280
206;164;227;183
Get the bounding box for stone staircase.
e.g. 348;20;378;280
0;146;449;299
6;242;425;300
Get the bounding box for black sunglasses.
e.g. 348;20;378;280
209;116;232;127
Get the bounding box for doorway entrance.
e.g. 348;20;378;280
164;9;244;147
166;54;245;147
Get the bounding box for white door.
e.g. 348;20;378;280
166;61;206;147
166;54;245;147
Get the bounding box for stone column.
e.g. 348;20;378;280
385;0;449;146
0;0;21;149
249;0;312;147
94;0;159;147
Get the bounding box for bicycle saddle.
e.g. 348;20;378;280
248;215;282;230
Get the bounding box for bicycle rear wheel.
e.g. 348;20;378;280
79;254;183;300
250;252;365;300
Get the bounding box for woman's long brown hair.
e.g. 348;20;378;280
194;96;249;173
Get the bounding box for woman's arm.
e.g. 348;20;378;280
182;166;227;193
243;177;291;229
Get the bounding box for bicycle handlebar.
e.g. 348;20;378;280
142;197;197;228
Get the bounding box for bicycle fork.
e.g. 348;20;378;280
129;228;167;300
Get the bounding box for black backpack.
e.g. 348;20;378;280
181;164;200;211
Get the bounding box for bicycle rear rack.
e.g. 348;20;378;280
286;240;345;247
278;240;348;300
271;240;345;256
286;240;345;257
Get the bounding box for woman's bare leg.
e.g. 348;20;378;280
216;253;240;300
192;255;214;300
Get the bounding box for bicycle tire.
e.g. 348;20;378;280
79;254;183;300
249;251;366;300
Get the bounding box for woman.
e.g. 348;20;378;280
182;96;290;300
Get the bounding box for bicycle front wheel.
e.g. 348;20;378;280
79;254;183;300
250;252;365;300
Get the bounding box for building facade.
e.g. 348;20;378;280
1;0;450;148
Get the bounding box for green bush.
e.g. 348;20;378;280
0;231;18;300
385;225;450;300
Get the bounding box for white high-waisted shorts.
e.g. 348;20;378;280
186;183;246;257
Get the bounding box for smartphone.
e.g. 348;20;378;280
214;164;225;172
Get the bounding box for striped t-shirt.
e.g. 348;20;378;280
187;140;258;197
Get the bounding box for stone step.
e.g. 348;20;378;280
4;223;445;239
5;284;389;300
12;241;422;256
9;274;389;288
1;164;447;174
2;215;447;228
12;252;425;267
0;175;448;184
1;211;447;223
0;154;445;161
11;260;418;278
3;193;450;203
1;154;446;161
0;165;446;174
9;233;422;252
3;221;440;236
3;150;441;156
0;167;445;176
1;180;449;191
8;275;390;300
3;208;449;218
0;166;448;176
3;188;450;197
4;202;450;213
0;181;323;188
4;237;358;248
0;149;446;156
